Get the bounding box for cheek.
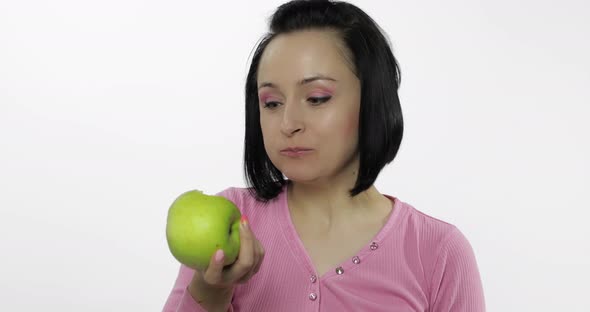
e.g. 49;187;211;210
319;110;359;149
259;115;273;137
259;116;279;152
344;111;359;137
259;117;270;143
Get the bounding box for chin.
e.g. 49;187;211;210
279;167;319;183
270;155;324;182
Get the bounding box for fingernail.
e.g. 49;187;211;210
241;215;249;228
214;249;224;263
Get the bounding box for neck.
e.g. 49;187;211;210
286;158;386;225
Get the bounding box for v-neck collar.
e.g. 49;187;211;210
277;183;405;281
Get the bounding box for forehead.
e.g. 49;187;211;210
257;30;354;83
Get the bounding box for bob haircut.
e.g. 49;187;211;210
244;0;403;201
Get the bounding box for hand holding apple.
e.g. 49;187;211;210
187;211;266;310
166;190;242;271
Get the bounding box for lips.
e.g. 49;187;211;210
280;147;313;152
279;147;313;157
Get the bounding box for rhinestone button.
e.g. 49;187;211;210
370;242;379;250
310;275;317;283
309;293;318;301
335;267;344;275
352;256;361;264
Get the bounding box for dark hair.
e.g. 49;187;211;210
244;0;403;201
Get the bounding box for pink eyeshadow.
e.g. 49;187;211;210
313;86;335;94
258;92;274;103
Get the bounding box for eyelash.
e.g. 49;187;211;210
263;96;332;109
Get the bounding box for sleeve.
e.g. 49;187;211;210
161;264;208;312
429;227;486;312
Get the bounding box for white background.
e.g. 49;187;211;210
1;0;588;311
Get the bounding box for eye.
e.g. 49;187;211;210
263;101;281;109
308;96;331;105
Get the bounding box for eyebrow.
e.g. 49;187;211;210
258;75;337;90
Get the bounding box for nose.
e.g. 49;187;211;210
280;101;304;137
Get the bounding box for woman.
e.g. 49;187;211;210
164;0;485;311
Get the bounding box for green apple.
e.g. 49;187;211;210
166;190;241;271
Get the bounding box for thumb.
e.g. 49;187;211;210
203;249;225;285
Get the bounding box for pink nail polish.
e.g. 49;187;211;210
240;215;249;230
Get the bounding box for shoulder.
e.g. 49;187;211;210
391;199;478;278
399;202;483;300
215;186;282;217
214;186;252;208
398;203;486;309
397;199;460;250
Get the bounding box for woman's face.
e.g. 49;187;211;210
257;30;361;184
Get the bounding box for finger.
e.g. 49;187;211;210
236;241;261;284
227;216;255;280
253;241;265;274
202;249;226;285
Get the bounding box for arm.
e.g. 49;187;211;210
429;228;486;312
161;265;220;312
162;264;234;312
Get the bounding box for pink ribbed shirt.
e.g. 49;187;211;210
163;186;485;311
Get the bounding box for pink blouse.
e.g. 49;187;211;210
163;186;486;311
